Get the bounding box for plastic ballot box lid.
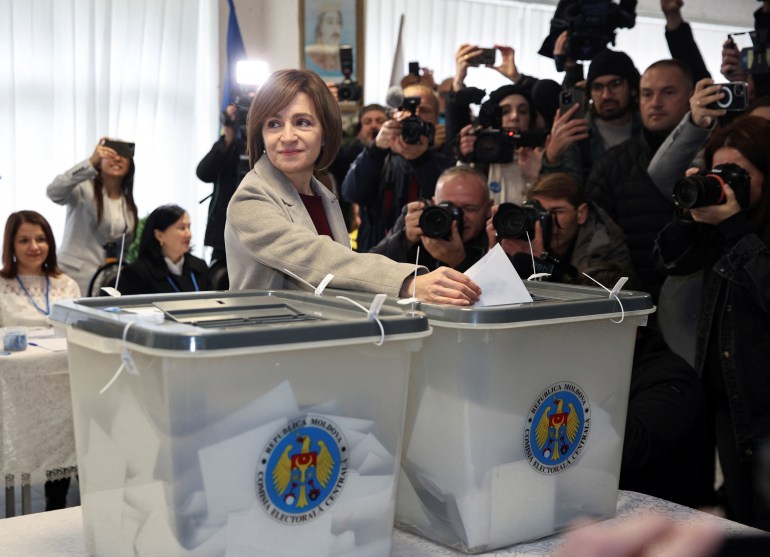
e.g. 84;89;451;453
413;280;654;327
49;289;429;352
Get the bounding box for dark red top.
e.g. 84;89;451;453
299;194;333;238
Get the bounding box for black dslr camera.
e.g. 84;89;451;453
672;163;752;209
563;0;637;61
399;96;435;145
419;201;464;240
492;200;553;246
336;45;362;102
223;87;253;140
472;106;547;164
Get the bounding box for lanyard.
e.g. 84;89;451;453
166;272;200;293
16;275;50;315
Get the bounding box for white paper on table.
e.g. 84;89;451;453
464;244;533;306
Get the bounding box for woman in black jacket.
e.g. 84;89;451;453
655;115;770;529
119;205;212;295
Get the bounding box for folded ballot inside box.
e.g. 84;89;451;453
393;281;655;553
49;290;430;557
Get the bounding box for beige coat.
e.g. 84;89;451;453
225;156;421;296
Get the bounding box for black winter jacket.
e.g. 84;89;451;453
585;132;675;301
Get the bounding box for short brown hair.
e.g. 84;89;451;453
246;69;342;170
1;211;62;279
527;173;586;208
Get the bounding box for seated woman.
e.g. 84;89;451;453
0;210;81;511
225;68;480;305
118;205;212;295
0;210;81;327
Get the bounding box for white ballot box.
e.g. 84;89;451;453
393;281;655;553
49;291;430;557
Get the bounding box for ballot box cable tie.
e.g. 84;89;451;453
283;268;334;296
580;273;627;324
335;293;387;346
99;319;138;395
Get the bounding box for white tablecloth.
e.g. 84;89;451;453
0;338;76;484
0;491;763;557
392;490;764;556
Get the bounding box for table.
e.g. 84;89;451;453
392;490;765;556
0;334;77;515
0;491;763;556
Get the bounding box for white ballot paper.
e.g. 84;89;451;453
464;244;533;306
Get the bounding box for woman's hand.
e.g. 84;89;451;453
689;183;742;225
400;267;481;306
90;137;119;169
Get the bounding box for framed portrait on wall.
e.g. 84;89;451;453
299;0;364;85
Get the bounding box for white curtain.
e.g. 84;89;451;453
0;0;219;259
363;0;736;106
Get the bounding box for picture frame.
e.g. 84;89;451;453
299;0;364;99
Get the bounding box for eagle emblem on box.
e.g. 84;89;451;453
257;415;349;523
523;382;590;474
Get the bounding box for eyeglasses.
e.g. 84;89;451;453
590;78;626;94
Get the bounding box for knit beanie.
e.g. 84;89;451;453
586;49;640;91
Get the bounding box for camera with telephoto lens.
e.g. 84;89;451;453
399;96;435;145
472;105;547;164
672;163;752;209
419;201;464;240
336;45;361;102
563;0;637;61
493;200;553;246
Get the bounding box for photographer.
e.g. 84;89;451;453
370;166;491;272
196;102;247;273
488;172;634;283
655;115;770;530
457;84;545;205
46;137;138;295
328;103;388;188
341;83;452;252
542;48;641;185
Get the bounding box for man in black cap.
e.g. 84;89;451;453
541;48;642;184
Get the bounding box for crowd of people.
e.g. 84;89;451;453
2;0;769;547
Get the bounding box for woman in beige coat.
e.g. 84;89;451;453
225;69;480;306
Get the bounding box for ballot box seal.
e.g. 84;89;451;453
257;414;349;523
523;382;590;474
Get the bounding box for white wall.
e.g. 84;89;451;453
225;0;760;108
